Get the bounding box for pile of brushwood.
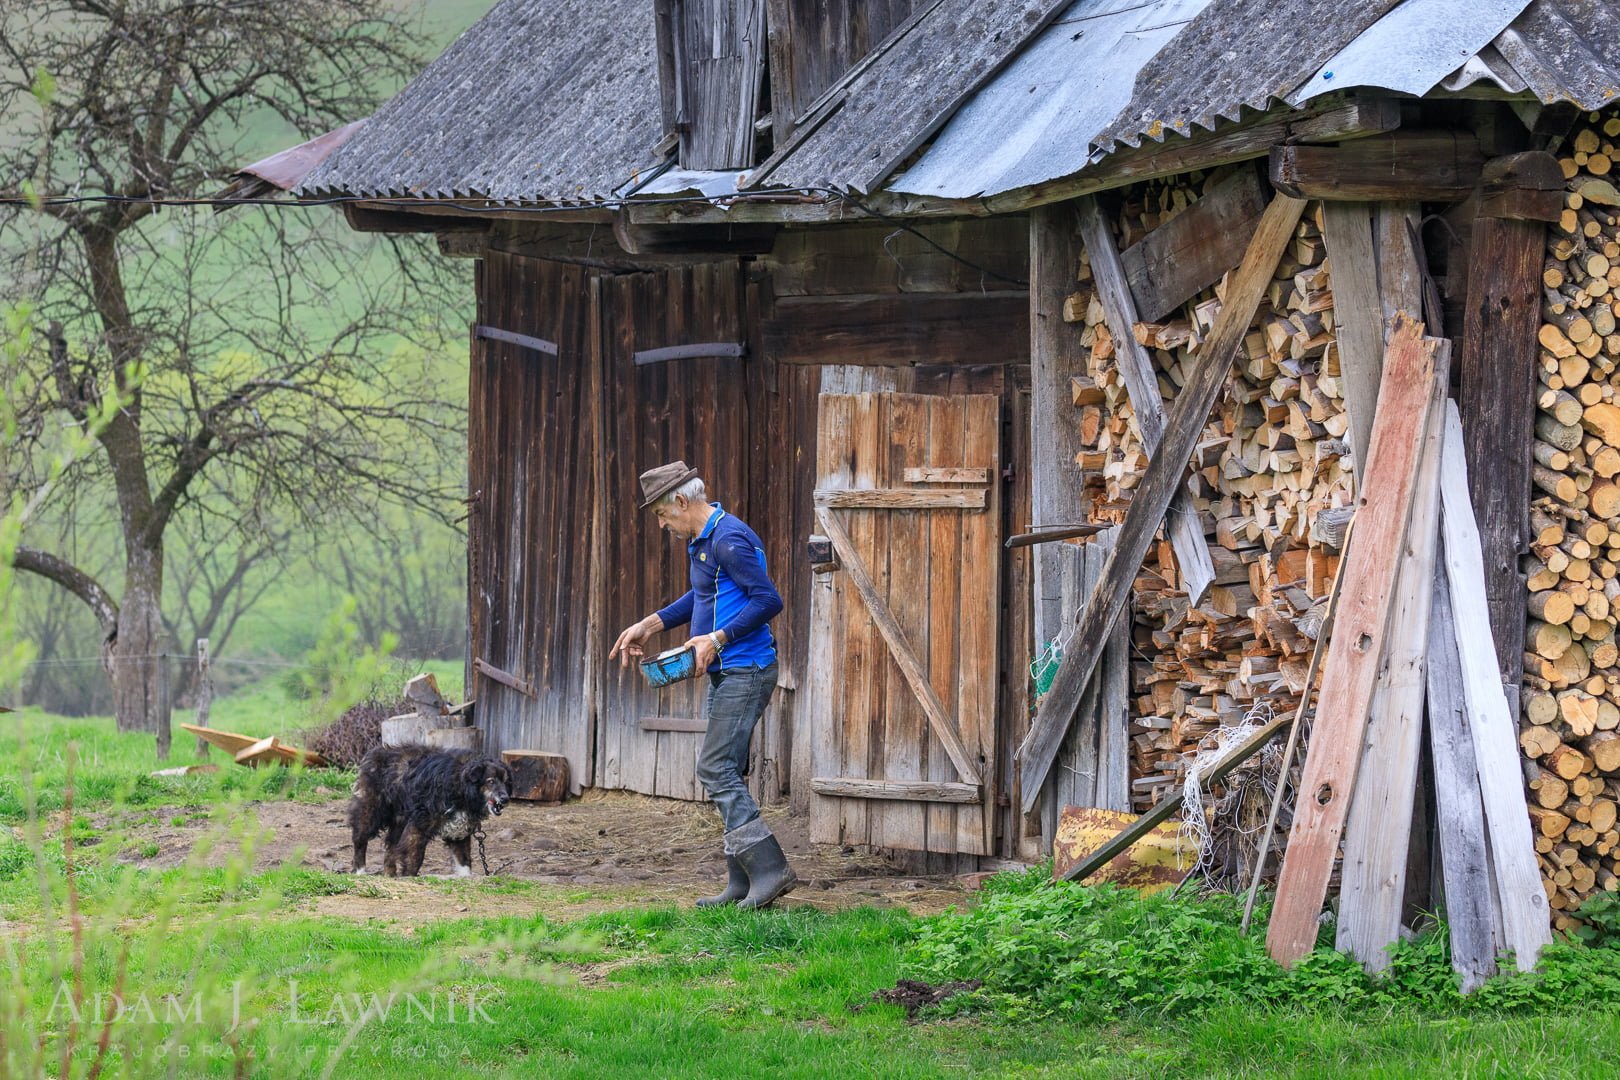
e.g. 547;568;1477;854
901;867;1620;1021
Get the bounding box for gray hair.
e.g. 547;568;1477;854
658;476;707;507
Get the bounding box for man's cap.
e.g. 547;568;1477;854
638;460;701;509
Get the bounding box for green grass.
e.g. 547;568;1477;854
8;895;1620;1079
0;663;463;826
6;680;1620;1078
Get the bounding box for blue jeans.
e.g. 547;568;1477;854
696;661;778;834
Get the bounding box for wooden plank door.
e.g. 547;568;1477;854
806;392;1001;855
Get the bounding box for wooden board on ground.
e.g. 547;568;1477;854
1051;806;1197;893
181;724;327;768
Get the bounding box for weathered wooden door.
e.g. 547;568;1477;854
806;392;1001;854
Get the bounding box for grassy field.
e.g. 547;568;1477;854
5;682;1620;1078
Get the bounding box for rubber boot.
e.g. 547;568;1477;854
735;832;799;909
696;853;749;908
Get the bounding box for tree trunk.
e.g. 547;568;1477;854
110;542;171;758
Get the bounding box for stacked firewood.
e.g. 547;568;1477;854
1068;178;1353;820
1523;113;1620;928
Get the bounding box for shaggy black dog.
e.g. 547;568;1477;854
348;745;512;877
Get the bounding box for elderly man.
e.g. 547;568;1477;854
609;460;797;909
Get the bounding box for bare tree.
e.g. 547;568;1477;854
0;1;467;753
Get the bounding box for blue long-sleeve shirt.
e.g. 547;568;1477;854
655;504;782;671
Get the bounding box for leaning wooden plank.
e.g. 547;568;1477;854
1018;193;1308;811
815;506;981;786
1337;340;1450;973
1076;195;1216;605
1319;202;1381;478
1425;560;1501;993
1437;401;1553;971
809;777;981;803
1118;164;1269;321
1268;314;1442;968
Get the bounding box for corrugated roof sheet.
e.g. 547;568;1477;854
1291;0;1530;104
1091;0;1403;153
1451;0;1620;109
895;0;1619;202
295;0;660;202
746;0;1074;194
889;0;1211;199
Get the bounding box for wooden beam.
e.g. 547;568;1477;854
1437;402;1552;971
1336;341;1450;973
1477;151;1565;222
952;96;1403;218
812;488;985;509
815;506;982;786
487;220;722;271
1270;131;1484;202
474;324;559;357
1268;315;1442;968
1076;195;1215;605
1016;193;1307;811
1457;197;1543;706
763;292;1029;367
1029;203;1089;658
1424;566;1500;993
611;216;778;256
639;716;707;733
1119;164;1269;321
809;777;981;803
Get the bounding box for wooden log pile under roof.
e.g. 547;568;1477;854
1062;173;1352;876
1522;113;1620;932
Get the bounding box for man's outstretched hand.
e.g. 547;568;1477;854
610;614;662;668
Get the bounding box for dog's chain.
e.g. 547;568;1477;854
475;826;490;876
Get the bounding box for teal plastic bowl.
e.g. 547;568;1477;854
641;645;696;688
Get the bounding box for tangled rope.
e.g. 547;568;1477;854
1176;701;1281;878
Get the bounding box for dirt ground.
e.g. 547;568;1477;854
104;789;987;922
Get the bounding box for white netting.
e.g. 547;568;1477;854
1175;700;1283;878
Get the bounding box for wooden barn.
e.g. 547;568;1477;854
249;0;1620;966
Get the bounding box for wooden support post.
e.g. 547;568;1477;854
1458;178;1543;709
1018;194;1307;810
1029;203;1088;658
1336;342;1450;972
193;638;212;760
1437;402;1552;971
1425;568;1500;992
1268;315;1442;967
1075;195;1216;604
